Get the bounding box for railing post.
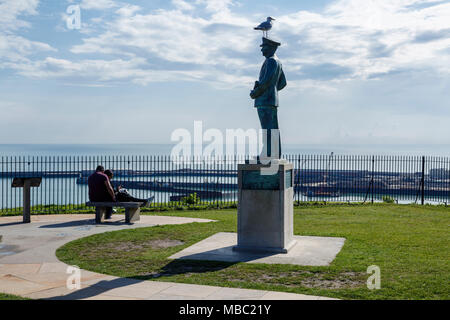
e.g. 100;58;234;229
421;156;425;205
297;155;300;205
371;156;375;204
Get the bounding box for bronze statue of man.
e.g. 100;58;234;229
250;37;287;159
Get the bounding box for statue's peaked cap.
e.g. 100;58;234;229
260;37;281;47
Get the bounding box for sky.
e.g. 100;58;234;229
0;0;449;145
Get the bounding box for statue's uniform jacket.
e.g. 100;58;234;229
253;55;287;108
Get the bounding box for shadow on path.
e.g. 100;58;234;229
0;221;27;227
47;277;146;300
39;219;129;229
168;246;278;263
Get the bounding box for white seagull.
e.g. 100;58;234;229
254;17;276;38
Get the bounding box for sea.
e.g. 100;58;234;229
1;143;450;157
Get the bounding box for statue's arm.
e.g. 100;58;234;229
277;68;287;91
251;59;278;99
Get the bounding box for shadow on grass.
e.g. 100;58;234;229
133;259;238;281
130;245;282;280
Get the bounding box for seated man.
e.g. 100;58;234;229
104;170;153;207
88;165;116;219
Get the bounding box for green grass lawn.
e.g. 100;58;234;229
56;204;450;300
0;293;29;300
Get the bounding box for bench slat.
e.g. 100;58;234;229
86;202;143;208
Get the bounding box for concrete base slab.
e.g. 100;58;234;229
169;232;346;266
233;239;298;254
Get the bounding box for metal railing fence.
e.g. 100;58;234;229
1;154;449;214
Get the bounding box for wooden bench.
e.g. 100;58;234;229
86;202;144;224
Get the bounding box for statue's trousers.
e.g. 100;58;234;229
257;106;281;158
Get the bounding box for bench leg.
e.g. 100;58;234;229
95;207;106;224
125;207;140;224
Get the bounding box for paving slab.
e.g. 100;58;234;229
0;263;41;275
158;283;222;298
44;286;110;300
84;294;141;300
83;277;175;299
169;232;346;266
260;291;322;300
205;287;268;300
97;281;174;299
0;274;53;296
15;271;74;288
38;262;72;273
147;293;203;300
26;285;82;300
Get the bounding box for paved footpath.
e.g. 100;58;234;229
0;215;335;300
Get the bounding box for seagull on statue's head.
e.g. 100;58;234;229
254;17;276;38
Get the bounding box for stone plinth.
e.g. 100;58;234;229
233;160;296;254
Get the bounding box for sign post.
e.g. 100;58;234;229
11;177;42;223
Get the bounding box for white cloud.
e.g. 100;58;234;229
79;0;117;10
3;0;450;90
172;0;195;11
70;5;254;64
58;1;256;86
0;0;39;31
0;34;55;63
278;0;450;81
195;0;237;14
9;56;215;85
0;0;55;67
115;4;141;16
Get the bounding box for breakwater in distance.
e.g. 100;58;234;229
2;167;445;200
